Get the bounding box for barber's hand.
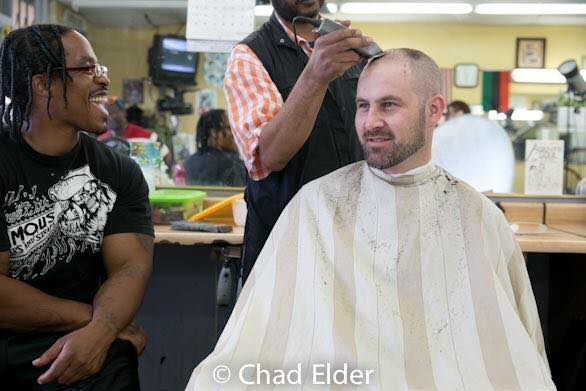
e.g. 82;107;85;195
32;321;116;385
304;27;373;86
117;320;147;355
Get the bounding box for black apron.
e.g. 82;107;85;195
240;13;364;282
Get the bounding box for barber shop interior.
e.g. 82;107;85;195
0;0;585;390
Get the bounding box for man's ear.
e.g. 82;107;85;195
428;94;446;126
31;74;50;97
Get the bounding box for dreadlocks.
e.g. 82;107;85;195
0;24;73;141
196;109;229;152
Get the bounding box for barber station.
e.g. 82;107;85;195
0;1;584;390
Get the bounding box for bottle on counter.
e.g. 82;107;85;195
174;164;186;186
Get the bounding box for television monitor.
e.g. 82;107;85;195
149;35;198;86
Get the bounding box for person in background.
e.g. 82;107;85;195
184;109;246;187
446;99;471;120
126;104;149;129
101;100;174;169
0;24;153;389
102;99;153;140
224;0;374;282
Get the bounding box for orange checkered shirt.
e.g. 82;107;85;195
224;14;314;181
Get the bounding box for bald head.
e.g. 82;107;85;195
363;48;441;105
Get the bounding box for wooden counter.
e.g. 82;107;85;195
499;201;586;253
152;195;585;252
153;223;586;253
513;223;586;254
154;225;244;246
544;203;586;238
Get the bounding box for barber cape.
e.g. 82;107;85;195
187;162;555;390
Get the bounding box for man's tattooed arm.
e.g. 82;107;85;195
0;251;92;332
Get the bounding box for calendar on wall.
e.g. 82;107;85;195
186;0;255;53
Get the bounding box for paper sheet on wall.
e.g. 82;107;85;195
196;89;217;115
203;53;230;87
524;139;564;195
186;0;255;53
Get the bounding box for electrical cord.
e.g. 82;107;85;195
291;16;320;60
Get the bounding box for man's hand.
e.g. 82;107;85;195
255;24;374;171
32;320;116;385
117;320;147;355
30;233;153;385
304;27;373;87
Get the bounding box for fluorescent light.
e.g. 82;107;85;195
326;3;338;14
254;5;272;17
488;110;507;121
255;3;338;16
475;3;586;15
511;109;544;121
341;2;473;15
72;0;187;9
511;69;566;84
511;68;586;84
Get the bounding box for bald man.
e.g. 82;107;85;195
186;49;554;390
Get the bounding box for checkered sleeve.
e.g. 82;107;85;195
223;44;284;181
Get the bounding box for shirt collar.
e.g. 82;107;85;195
274;12;316;54
397;160;434;177
368;160;438;186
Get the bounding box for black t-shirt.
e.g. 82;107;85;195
0;132;153;335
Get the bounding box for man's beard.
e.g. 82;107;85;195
361;111;427;170
271;0;325;23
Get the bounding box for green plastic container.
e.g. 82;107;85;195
149;189;207;224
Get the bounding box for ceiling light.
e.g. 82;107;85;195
488;110;507;121
511;109;544;121
512;69;565;84
71;0;187;9
255;3;339;17
326;3;338;13
511;68;586;84
475;3;586;15
254;5;272;16
340;2;473;15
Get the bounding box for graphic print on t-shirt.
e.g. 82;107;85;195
4;165;117;280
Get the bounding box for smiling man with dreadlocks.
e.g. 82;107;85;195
0;25;154;389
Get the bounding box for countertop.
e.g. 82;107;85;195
154;225;244;246
152;197;586;253
153;223;586;253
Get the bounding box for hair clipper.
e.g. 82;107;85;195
313;18;383;59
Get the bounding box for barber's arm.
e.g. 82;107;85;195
33;233;153;385
257;28;372;172
0;251;92;332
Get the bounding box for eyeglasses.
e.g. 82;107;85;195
58;63;108;78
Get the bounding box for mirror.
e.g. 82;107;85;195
46;1;585;195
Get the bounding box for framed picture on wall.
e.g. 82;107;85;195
122;79;144;106
515;38;546;68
